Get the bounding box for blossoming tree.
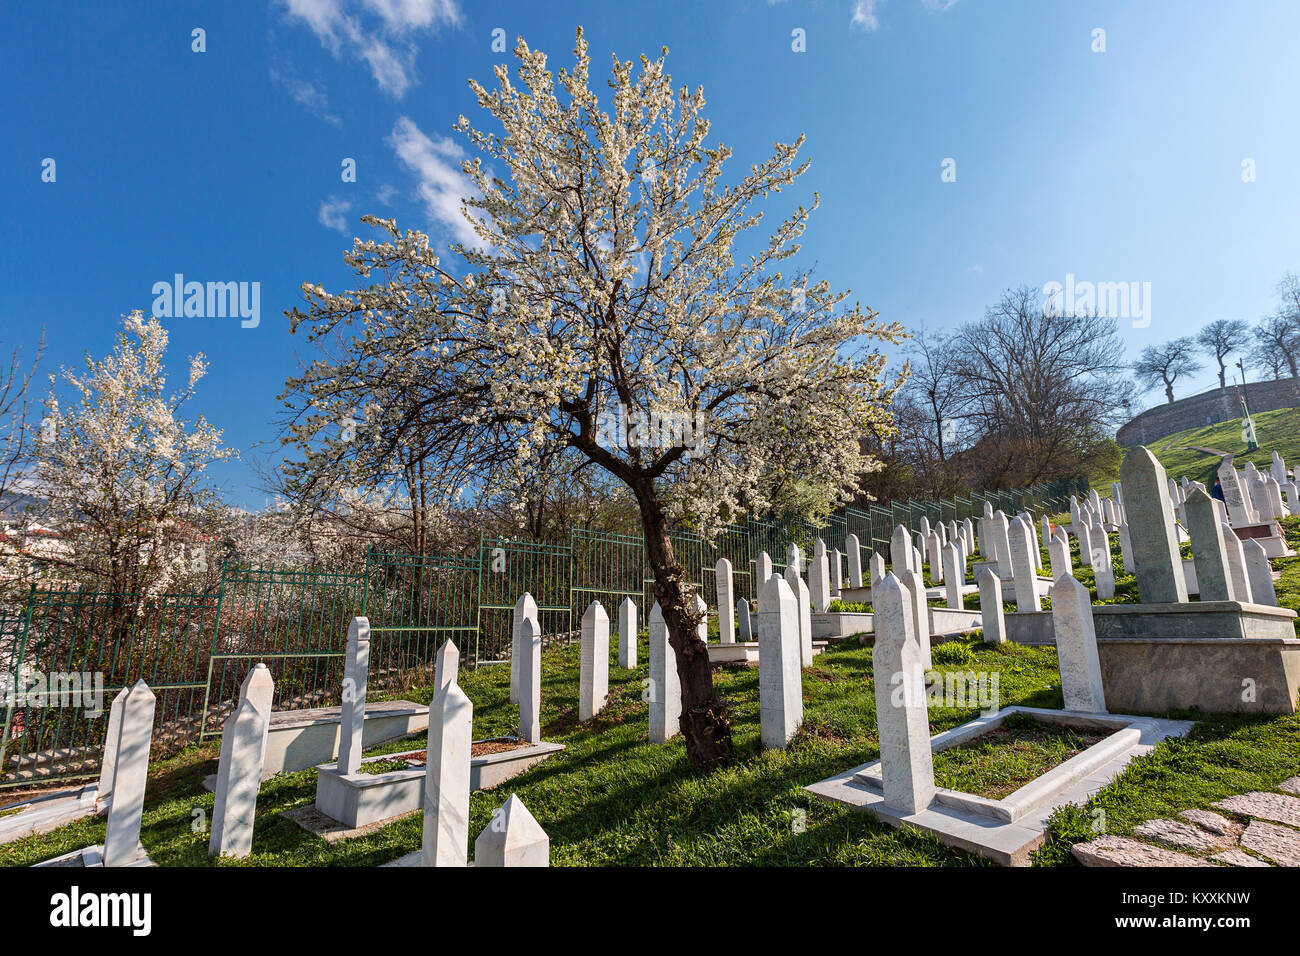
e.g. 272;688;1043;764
33;311;237;598
284;31;904;768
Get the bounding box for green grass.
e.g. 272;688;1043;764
2;635;1066;867
828;599;870;613
6;521;1299;867
1131;406;1300;485
932;712;1106;799
1273;517;1300;636
1035;710;1300;865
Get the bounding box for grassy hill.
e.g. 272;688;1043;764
1124;406;1300;485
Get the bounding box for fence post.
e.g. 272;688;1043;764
198;563;231;742
473;533;485;667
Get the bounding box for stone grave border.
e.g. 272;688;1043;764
310;737;564;832
805;705;1194;866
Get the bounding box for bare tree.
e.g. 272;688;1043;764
1133;338;1203;405
1239;273;1300;385
907;329;964;454
1248;314;1300;385
0;335;41;511
864;329;970;499
944;287;1133;488
1247;332;1291;381
1196;319;1251;389
1277;271;1300;326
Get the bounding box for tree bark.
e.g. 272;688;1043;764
634;486;732;770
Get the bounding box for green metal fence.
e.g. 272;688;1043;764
205;564;365;737
477;537;572;665
1;586;221;788
0;475;1086;788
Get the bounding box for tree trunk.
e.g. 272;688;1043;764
634;487;732;770
1218;364;1227;389
1165;381;1175;404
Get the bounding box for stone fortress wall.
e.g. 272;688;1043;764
1117;377;1300;447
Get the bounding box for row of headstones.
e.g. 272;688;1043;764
1119;447;1279;607
958;448;1281;676
86;617;551;866
735;503;1075;627
837;516;981;593
504;590;690;746
1063;492;1126;600
1058;454;1278;609
873;502;1090;612
1178;480;1277;604
521;586;808;749
873;566;1107;814
200;621;552;865
1209;452;1297;527
500;573;821;752
887;477;1276;634
74;671;276;865
485;448;1282;785
898;503;1077;611
560;562;968;754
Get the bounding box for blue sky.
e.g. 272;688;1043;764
3;0;1298;509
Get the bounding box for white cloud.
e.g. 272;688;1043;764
318;195;353;233
278;0;461;98
362;0;460;31
269;61;342;126
851;0;882;31
852;0;960;31
375;183;398;205
387;116;480;247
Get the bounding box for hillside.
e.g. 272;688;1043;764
1122;406;1300;486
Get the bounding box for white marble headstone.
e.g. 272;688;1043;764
337;616;370;775
579;601;610;721
1050;576;1106;713
474;793;549;867
872;574;936;814
758;575;803;749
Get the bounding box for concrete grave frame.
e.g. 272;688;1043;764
312;737;564;831
0;785;99;847
1231;522;1295;559
35;843;154;868
707;639;827;665
262;701;429;776
806;705;1194;866
812;611;872;640
809;608;981;643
